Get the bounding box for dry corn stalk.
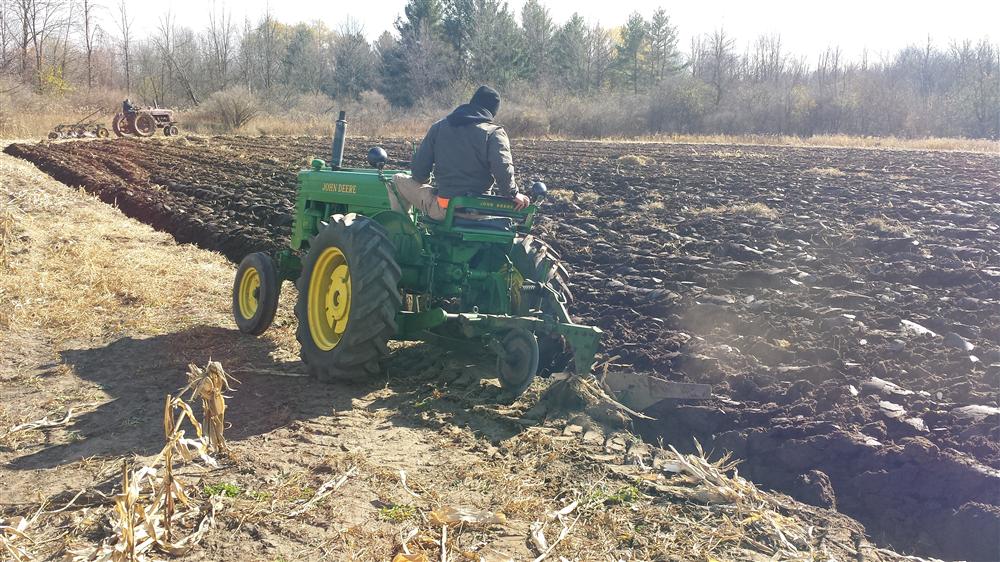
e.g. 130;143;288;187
288;465;357;516
0;408;76;443
660;441;812;558
0;210;13;270
528;500;579;562
1;513;39;562
180;361;237;454
69;462;217;562
68;380;224;561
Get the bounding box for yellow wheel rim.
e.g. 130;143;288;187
308;246;351;351
238;267;261;319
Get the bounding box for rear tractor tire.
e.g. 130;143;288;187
133;112;156;137
295;214;402;382
112;113;128;137
232;252;281;335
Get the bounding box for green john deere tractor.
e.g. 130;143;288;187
232;111;602;394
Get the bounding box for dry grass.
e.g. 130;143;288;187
0;148;233;343
806;166;847;177
564;132;1000;153
860;217;914;237
3;99;998;153
546;189;574;203
708;148;770;158
697;202;779;220
616;154;657;166
0;210;13;270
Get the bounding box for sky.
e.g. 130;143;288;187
131;0;999;64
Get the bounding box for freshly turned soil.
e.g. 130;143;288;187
7;135;999;560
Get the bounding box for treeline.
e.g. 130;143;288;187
1;0;998;139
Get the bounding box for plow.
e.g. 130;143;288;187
47;109;110;140
231;112;708;400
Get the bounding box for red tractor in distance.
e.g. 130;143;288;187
112;99;180;137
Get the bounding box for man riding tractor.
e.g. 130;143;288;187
387;85;531;216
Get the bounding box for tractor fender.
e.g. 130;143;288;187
370;210;423;255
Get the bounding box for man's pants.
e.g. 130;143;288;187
388;174;447;221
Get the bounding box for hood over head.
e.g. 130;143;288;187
446;85;501;127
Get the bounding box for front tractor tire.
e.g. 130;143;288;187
232;252;280;335
295;214;402;382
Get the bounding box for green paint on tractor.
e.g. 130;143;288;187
232;111;601;395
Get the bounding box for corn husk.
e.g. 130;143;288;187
180;361;238;454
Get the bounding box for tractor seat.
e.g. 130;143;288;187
423;213;515;231
452;215;514;231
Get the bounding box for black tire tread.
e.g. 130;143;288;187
295;214;402;382
232;252;280;335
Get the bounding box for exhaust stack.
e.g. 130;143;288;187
331;110;347;169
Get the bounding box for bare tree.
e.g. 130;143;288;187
13;0;31;81
701;28;736;106
816;45;843;88
80;0;99;89
55;0;72;81
116;0;132;92
332;18;375;100
750;34;785;82
401;22;453;105
0;0;12;74
14;0;67;91
236;15;252;92
586;23;615;93
154;10;199;105
260;9;278;90
206;0;234;87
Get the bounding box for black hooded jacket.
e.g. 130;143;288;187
445;103;495;127
410;87;518;198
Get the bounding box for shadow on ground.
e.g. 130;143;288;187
370;343;530;443
7;325;361;470
8;326;532;471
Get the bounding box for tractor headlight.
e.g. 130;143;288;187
367;147;388;169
